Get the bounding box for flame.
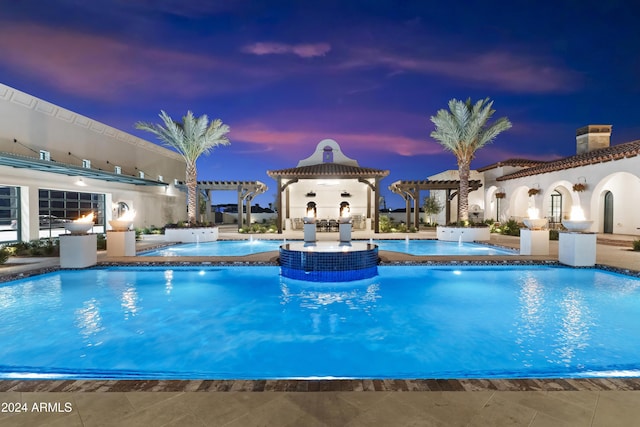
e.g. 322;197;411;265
527;208;540;220
117;210;136;221
75;212;94;223
570;206;586;221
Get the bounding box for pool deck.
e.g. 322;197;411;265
1;227;640;426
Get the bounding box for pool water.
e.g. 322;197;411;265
1;265;639;379
375;239;515;255
140;239;515;257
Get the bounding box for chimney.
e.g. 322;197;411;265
576;125;611;155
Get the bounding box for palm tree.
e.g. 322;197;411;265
136;111;230;225
430;98;512;222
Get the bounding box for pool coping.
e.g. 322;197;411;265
2;378;640;392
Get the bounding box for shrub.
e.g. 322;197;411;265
96;234;107;250
499;219;521;236
0;247;10;264
379;216;392;233
633;240;640;251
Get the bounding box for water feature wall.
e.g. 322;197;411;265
280;242;378;281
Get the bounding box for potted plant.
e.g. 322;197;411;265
572;183;587;192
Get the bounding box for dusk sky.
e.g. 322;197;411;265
1;1;639;208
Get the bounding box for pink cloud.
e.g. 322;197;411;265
243;42;331;58
0;24;268;101
231;123;441;158
338;48;579;93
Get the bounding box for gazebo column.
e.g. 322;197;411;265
445;189;452;224
237;184;244;230
276;177;283;233
245;194;252;228
374;177;380;233
286;187;290;225
404;195;411;226
366;186;371;220
412;189;420;230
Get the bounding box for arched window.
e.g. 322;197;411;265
323;146;333;163
549;190;562;225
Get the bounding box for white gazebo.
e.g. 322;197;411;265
267;139;389;233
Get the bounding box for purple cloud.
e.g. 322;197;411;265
0;24;278;101
243;42;331;58
337;47;580;94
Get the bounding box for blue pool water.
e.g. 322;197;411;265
1;265;639;379
141;239;515;256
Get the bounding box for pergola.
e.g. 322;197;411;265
267;163;390;233
389;179;483;229
177;180;267;228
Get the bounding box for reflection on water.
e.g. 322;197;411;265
515;274;545;367
555;288;592;364
121;287;139;319
280;281;380;312
280;280;381;333
164;270;173;295
74;298;103;345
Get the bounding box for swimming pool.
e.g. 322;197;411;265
140;239;515;256
1;265;639;379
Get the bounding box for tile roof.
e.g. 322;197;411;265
267;162;389;178
497;139;640;181
476;158;547;172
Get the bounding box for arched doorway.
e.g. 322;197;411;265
603;191;614;233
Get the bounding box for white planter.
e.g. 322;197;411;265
303;223;316;242
60;234;97;268
107;230;136;256
339;222;352;242
559;232;596;266
520;229;549;255
165;227;218;243
436;226;490;242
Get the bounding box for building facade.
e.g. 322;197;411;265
0;83;187;243
431;125;640;235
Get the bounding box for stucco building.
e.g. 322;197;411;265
0;83;187;243
431;125;640;236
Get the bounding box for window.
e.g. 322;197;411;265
0;186;20;243
549;190;562;224
39;189;105;238
322;146;333;163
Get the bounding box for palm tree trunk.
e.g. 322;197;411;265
458;160;470;222
186;161;197;225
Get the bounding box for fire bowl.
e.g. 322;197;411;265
562;220;594;232
109;219;134;231
523;218;548;230
64;222;93;235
